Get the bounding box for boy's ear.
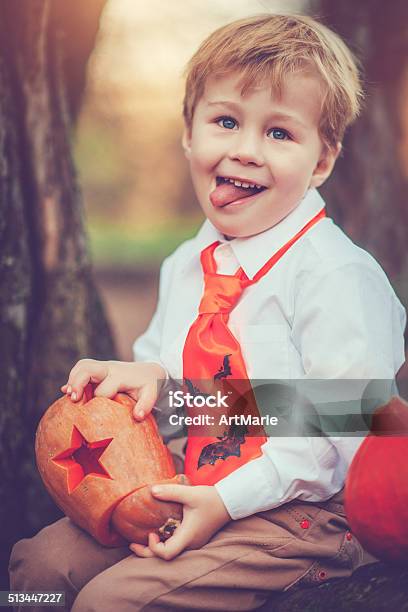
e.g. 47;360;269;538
309;141;342;189
182;127;192;160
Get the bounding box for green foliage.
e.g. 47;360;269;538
74;119;125;187
87;217;203;268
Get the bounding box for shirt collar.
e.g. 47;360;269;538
181;188;327;279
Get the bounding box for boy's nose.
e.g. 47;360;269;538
227;132;264;166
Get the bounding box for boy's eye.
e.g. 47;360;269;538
216;116;237;130
215;118;291;140
268;128;291;140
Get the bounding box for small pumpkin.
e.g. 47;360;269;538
345;395;408;564
35;384;186;547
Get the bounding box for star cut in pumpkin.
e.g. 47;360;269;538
52;426;113;493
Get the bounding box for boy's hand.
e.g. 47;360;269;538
60;359;166;421
129;484;231;561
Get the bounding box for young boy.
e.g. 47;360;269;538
10;13;406;611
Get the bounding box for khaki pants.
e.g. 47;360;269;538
9;486;377;611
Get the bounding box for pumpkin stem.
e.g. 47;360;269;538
158;518;180;542
83;383;97;403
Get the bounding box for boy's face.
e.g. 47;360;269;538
182;70;341;239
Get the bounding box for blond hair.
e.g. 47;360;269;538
183;14;365;149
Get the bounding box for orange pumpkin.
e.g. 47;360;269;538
35;384;186;547
345;395;408;564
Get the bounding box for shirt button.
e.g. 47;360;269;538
300;519;310;529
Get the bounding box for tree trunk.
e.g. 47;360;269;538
0;0;110;587
309;0;408;334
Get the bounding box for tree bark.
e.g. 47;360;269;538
309;0;408;329
0;0;110;587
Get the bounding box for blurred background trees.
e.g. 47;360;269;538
314;0;408;314
0;0;112;587
1;0;407;588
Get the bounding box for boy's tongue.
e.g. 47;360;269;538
210;181;260;207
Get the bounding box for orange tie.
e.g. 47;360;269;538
183;207;326;485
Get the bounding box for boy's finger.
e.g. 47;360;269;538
93;375;120;399
68;362;108;402
150;483;193;505
147;525;189;560
66;359;95;385
129;542;155;558
132;386;157;420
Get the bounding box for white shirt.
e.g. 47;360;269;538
132;188;406;519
